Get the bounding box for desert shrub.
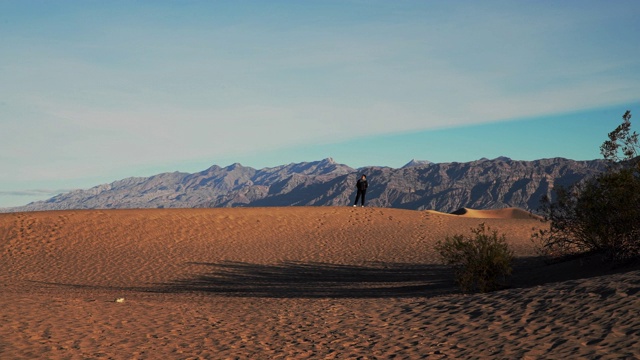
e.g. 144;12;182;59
435;223;513;293
533;111;640;263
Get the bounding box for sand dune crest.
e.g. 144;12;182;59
450;207;543;219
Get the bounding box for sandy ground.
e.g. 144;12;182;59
0;207;638;359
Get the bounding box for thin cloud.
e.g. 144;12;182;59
0;189;72;197
0;1;638;185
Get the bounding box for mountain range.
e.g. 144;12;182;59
7;157;607;213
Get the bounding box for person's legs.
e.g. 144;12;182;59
360;190;366;206
354;191;361;205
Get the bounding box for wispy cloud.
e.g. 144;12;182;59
0;1;639;186
0;189;72;197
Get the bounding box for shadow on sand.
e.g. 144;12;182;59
511;254;640;289
26;257;639;299
156;261;457;299
155;255;640;299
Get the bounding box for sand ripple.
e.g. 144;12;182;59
1;207;637;359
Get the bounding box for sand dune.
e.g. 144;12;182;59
449;207;543;220
0;207;638;359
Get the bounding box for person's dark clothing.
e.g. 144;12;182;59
354;178;368;206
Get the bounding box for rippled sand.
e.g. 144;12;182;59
1;207;638;359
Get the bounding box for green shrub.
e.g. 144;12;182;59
534;168;640;263
533;111;640;264
435;223;513;293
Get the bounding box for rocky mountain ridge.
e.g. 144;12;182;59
7;157;607;213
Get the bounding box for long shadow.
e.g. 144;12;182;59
155;261;457;298
24;257;639;299
154;256;639;299
511;254;640;289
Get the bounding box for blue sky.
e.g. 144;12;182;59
1;1;639;207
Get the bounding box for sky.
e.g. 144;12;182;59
1;0;639;208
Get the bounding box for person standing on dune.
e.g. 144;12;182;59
353;174;368;207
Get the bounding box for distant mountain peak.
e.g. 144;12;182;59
225;162;244;170
477;156;511;162
319;157;336;165
402;159;432;168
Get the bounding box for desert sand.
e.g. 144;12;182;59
448;207;544;220
0;206;638;359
